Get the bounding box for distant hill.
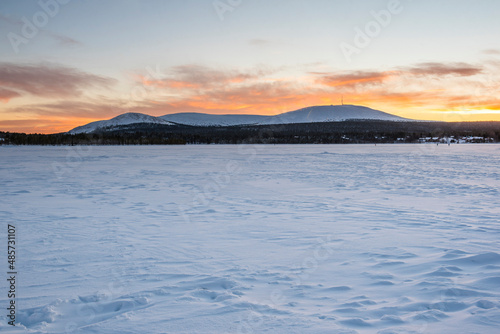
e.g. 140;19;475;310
159;113;268;126
68;113;174;134
259;105;408;124
68;105;410;134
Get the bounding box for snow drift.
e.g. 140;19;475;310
1;144;499;333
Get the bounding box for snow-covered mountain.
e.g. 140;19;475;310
68;105;409;133
68;113;174;134
159;105;408;126
159;113;268;126
261;105;408;124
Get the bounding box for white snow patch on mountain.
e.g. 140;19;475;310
259;105;408;125
68;113;174;134
68;105;410;133
160;113;269;126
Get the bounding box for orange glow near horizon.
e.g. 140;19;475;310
2;63;500;134
2;100;500;134
0;117;101;134
1;1;500;136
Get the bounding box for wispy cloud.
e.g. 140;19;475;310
442;97;500;111
404;62;482;77
2;60;499;134
315;70;395;88
0;62;116;100
482;49;500;55
249;38;273;46
139;65;270;90
0;13;19;25
51;33;82;47
0;88;21;103
314;62;482;90
10;100;124;118
134;61;497;118
0;14;81;49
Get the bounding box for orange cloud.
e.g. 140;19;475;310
314;62;482;90
137;64;270;91
0;62;115;101
444;97;500;111
482;49;500;55
2;61;499;134
316;70;395;88
0;88;20;103
9;100;126;118
405;62;482;77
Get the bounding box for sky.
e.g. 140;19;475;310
1;0;500;134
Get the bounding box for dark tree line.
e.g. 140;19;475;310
1;121;500;145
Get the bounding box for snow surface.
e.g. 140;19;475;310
159;113;268;127
258;105;408;125
1;144;500;333
68;113;174;134
68;105;409;133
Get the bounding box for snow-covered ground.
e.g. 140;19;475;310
1;144;499;334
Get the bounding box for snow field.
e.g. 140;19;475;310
0;144;499;333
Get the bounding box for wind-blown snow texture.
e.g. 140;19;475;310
1;144;499;333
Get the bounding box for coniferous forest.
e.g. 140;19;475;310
1;121;500;145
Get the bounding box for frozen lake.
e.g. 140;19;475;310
1;144;500;333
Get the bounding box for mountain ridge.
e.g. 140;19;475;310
68;112;174;134
68;105;410;134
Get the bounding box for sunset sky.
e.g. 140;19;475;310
1;0;500;133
